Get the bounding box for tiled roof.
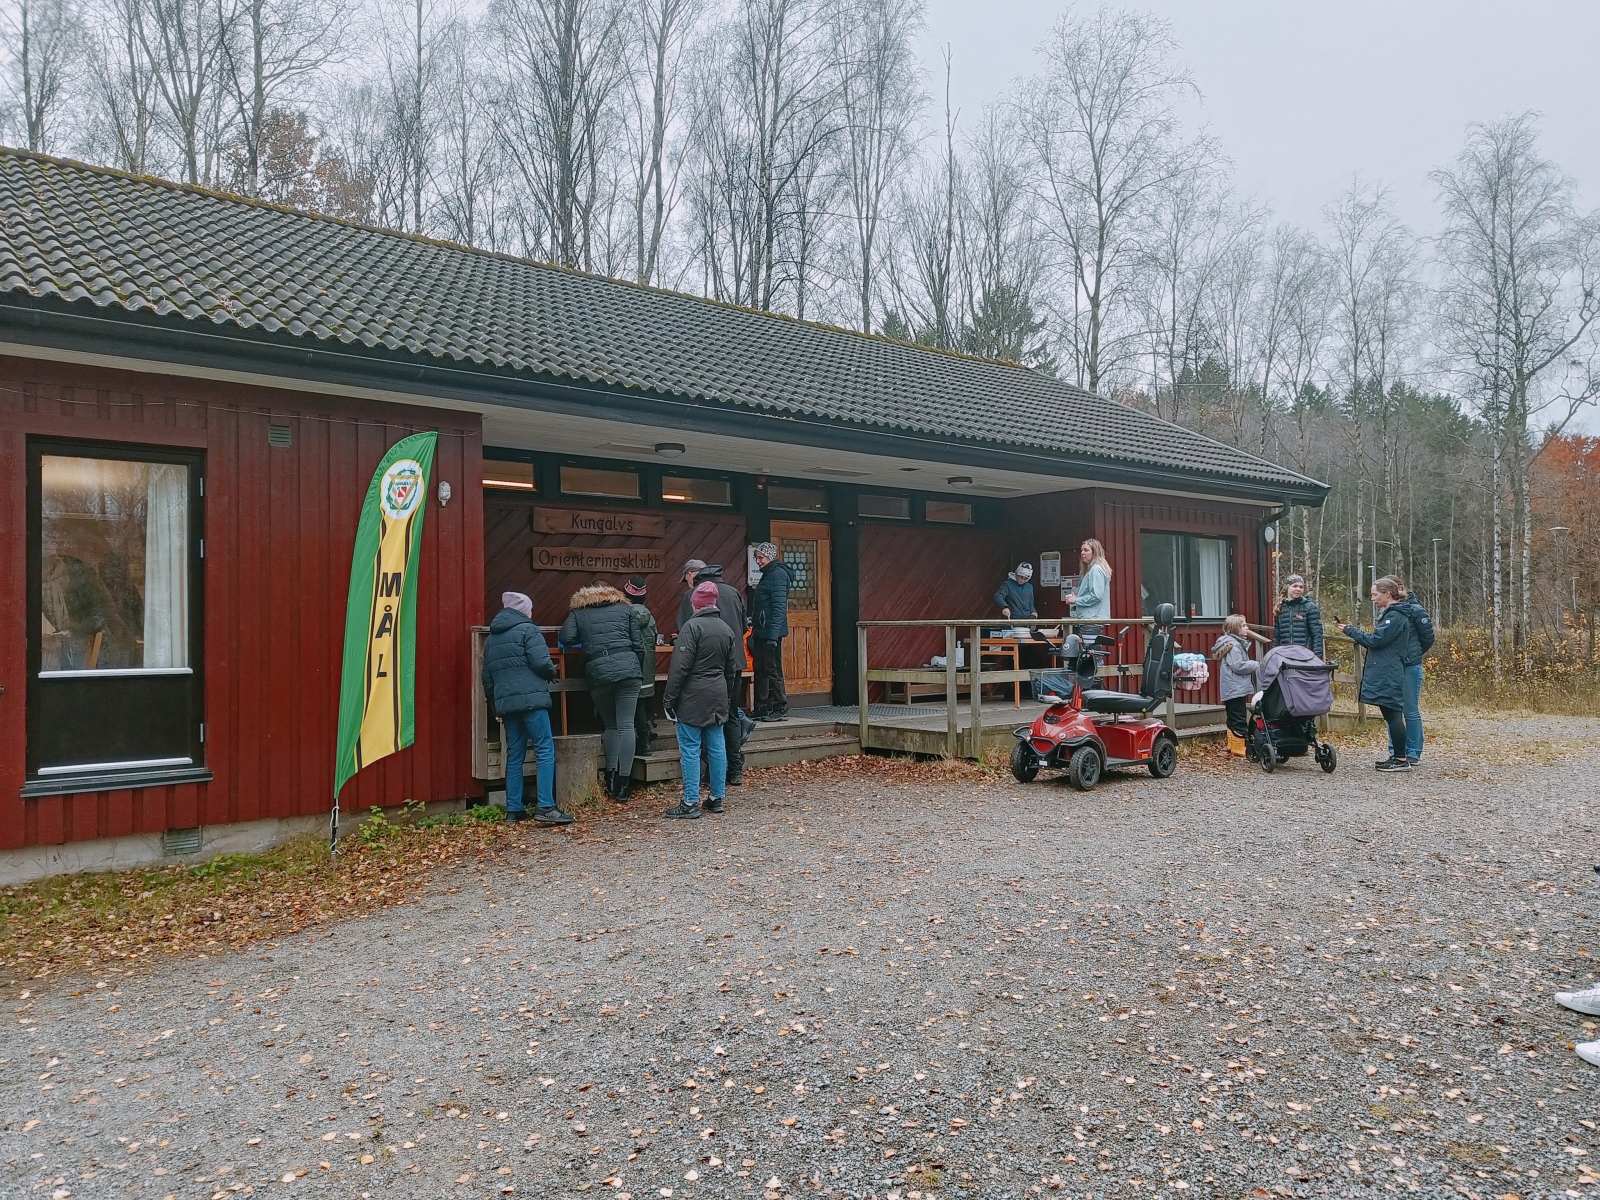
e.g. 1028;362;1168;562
0;149;1322;496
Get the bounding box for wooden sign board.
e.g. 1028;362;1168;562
532;547;667;573
532;507;666;537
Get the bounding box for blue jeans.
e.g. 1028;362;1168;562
1403;664;1424;761
503;709;555;812
676;722;726;807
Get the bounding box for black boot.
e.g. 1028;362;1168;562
603;768;617;798
613;771;633;802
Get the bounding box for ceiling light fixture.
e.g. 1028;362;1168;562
655;442;686;458
947;475;974;489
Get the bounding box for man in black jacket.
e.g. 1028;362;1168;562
1272;574;1325;658
674;560;750;782
663;581;740;819
749;542;792;721
481;592;570;825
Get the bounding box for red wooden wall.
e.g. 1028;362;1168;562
484;497;748;638
859;524;1012;677
0;355;485;850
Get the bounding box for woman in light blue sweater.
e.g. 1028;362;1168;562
1065;538;1112;638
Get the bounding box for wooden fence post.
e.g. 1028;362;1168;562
945;624;958;759
969;623;984;760
857;624;869;751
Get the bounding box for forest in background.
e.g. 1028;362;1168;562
4;0;1599;673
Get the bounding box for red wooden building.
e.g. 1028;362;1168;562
0;149;1325;876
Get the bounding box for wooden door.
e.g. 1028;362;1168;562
770;520;832;697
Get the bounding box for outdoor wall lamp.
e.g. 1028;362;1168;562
437;480;452;507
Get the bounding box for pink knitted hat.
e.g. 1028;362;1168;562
692;581;720;610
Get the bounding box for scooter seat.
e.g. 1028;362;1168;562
1080;689;1157;715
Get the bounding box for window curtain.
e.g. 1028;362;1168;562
1195;538;1227;618
142;464;188;668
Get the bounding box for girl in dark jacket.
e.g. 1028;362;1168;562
481;592;568;824
662;581;739;819
559;583;645;800
1340;576;1412;772
1272;574;1325;657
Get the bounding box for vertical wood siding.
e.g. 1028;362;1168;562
0;356;485;850
858;524;1012;682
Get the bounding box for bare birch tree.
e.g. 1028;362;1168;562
826;0;922;332
219;0;348;196
81;0;159;172
1434;112;1600;667
1015;6;1213;394
490;0;628;269
133;0;238;183
623;0;701;284
2;0;84;152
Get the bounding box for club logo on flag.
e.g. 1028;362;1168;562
334;432;439;806
380;459;426;521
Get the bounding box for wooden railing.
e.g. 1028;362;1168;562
857;618;1162;760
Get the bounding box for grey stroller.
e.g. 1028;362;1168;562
1247;645;1337;774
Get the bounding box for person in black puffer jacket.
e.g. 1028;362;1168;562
1272;573;1325;658
559;583;644;800
662;581;739;819
749;543;792;721
481;592;568;824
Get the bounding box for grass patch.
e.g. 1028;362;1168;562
0;808;531;984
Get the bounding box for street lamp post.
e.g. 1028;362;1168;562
1551;527;1570;634
1440;537;1452;624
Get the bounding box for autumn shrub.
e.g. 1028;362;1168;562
1425;625;1600;714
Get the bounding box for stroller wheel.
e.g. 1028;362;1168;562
1256;732;1276;773
1318;743;1338;774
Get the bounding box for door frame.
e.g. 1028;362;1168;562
770;519;833;701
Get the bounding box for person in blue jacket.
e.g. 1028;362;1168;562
481;591;569;824
1339;575;1413;772
1388;584;1434;763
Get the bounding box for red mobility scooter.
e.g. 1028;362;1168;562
1009;602;1181;791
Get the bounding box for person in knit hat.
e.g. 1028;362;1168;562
1272;573;1325;658
661;580;738;819
480;591;568;824
623;575;658;755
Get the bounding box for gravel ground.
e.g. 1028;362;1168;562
5;713;1599;1200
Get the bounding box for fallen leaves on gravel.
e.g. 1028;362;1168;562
0;811;524;982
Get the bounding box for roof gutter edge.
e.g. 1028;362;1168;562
0;296;1332;509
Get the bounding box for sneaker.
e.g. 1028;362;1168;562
704;797;724;814
532;806;573;826
663;802;701;820
1375;757;1412;773
1375;755;1399;768
727;771;744;787
763;712;791;723
505;808;529;824
1555;983;1600;1016
1578;1040;1600;1068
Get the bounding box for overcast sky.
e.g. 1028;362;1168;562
917;0;1600;235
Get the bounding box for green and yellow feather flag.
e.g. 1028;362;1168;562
333;431;438;836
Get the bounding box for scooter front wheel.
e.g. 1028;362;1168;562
1066;746;1102;791
1010;741;1039;783
1148;735;1177;779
